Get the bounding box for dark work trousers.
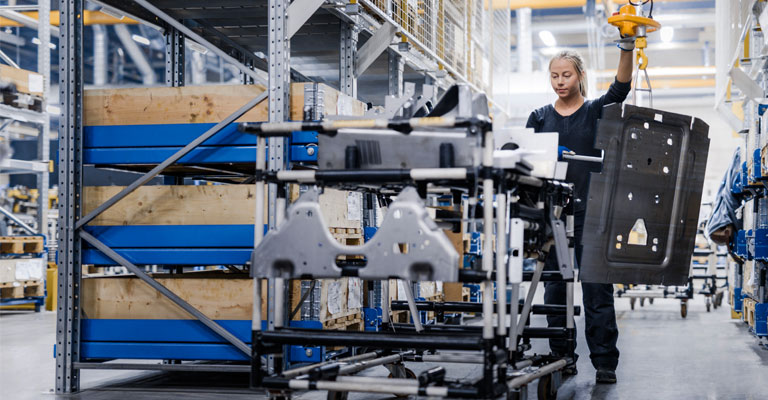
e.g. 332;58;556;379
543;211;620;370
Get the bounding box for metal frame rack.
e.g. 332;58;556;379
0;1;51;313
240;113;577;399
56;0;516;394
0;0;51;238
715;0;768;347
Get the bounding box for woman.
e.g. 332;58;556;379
525;45;633;384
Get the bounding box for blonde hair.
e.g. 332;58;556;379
549;50;587;97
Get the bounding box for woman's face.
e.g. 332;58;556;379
549;58;581;99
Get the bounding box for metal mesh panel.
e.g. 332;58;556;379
491;3;512;112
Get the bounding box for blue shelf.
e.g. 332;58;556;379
81;319;322;361
81;225;263;265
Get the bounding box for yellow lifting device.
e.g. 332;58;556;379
608;1;661;107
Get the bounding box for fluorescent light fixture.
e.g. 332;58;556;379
31;37;55;49
186;40;209;55
538;30;557;47
131;34;150;46
660;26;674;43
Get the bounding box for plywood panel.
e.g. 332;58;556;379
84;82;367;126
83;185;258;226
84;184;363;229
82;273;266;319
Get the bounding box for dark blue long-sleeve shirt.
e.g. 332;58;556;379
526;78;632;212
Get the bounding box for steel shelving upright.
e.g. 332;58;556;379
56;0;513;394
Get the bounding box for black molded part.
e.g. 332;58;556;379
581;104;710;285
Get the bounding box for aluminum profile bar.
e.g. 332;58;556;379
80;231;251;356
74;92;268;229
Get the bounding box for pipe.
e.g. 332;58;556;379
282;351;380;379
93;25;108;86
508;359;567;389
403;280;424;332
114;24;156;85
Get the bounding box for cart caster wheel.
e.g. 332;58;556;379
706;299;711;312
388;368;417;398
680;302;688;318
508;387;525;400
537;373;557;400
630;298;636;310
327;391;348;400
649;298;654;305
640;298;645;307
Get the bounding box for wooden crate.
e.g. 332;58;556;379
83;185;258;226
0;236;44;254
84;82;366;126
0;65;43;96
84;185;363;231
82;272;266;319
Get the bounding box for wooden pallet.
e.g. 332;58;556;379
0;236;44;254
390;309;410;323
0;279;44;298
322;310;363;331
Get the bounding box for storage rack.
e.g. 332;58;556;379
56;0;514;394
715;0;768;348
0;0;51;240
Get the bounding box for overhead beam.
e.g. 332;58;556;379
0;10;137;28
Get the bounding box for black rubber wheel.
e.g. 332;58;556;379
649;298;654;305
630;297;636;310
640;298;645;307
706;298;711;312
327;391;348;400
537;373;557;400
388;367;417;398
681;302;688;318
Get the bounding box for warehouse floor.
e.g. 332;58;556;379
3;286;768;400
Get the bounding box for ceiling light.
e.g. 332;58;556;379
131;34;150;46
538;30;557;47
660;27;674;43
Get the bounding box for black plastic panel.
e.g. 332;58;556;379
580;104;710;285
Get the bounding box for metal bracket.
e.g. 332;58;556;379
355;21;397;78
550;219;574;280
251;187;459;281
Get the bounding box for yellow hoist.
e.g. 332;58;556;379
608;1;661;108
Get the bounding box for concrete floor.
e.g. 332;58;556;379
2;288;768;400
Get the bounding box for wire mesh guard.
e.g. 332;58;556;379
366;0;512;101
